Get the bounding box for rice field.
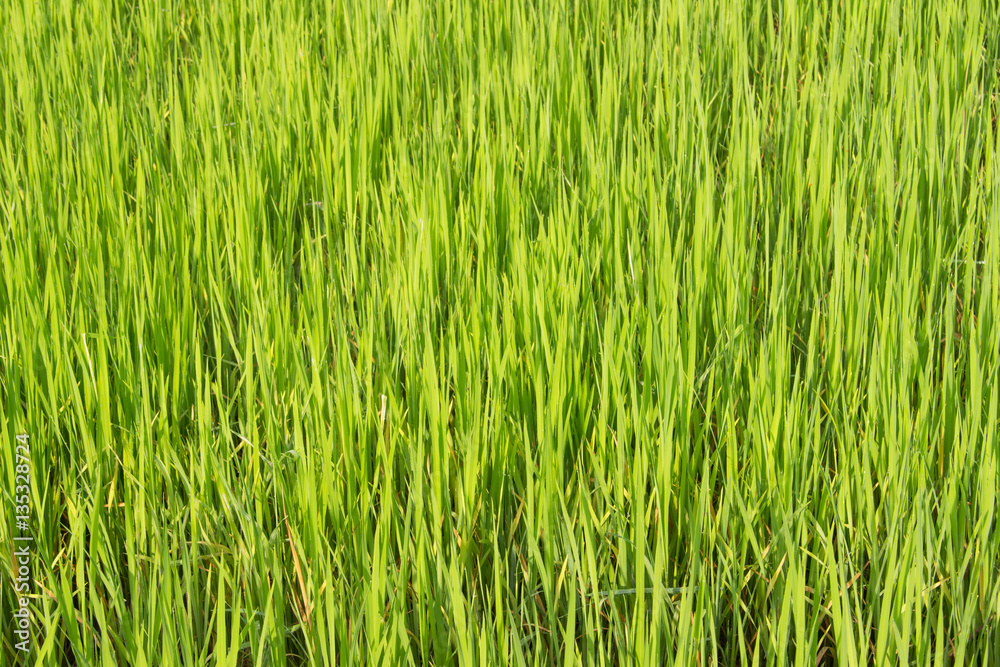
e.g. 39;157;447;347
1;0;999;664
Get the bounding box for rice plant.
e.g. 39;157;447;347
1;0;998;665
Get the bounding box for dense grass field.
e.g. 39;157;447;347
2;0;999;664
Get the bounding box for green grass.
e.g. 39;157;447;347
1;0;999;665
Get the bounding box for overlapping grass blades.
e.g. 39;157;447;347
1;0;998;664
